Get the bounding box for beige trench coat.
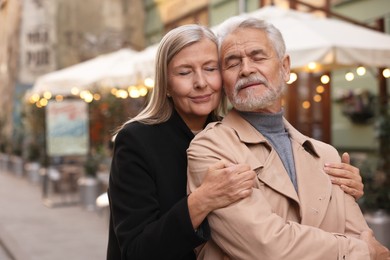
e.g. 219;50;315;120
187;109;371;260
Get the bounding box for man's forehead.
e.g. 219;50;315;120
221;28;266;48
221;38;263;57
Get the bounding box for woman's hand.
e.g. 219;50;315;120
324;152;364;200
188;160;256;228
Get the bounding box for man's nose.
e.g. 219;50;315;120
239;58;256;77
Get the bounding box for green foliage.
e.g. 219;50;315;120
360;113;390;212
83;146;108;177
360;167;390;212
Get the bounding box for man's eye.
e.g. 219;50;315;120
253;56;267;61
226;61;240;69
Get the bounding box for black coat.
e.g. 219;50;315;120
107;110;211;260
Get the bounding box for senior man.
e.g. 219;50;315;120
187;17;389;260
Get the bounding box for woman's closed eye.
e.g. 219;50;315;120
204;66;219;72
178;70;191;76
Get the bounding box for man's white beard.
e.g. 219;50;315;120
231;80;285;112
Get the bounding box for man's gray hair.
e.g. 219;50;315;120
215;16;287;59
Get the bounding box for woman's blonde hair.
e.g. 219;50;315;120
116;24;226;134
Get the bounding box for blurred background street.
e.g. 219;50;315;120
0;169;108;260
0;0;389;257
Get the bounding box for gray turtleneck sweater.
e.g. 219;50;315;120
239;110;298;192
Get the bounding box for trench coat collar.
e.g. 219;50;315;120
223;109;320;157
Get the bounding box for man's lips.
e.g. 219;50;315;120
239;82;264;90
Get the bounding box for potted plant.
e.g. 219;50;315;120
335;89;375;125
25;142;42;184
78;149;103;210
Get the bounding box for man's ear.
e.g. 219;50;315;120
282;55;291;82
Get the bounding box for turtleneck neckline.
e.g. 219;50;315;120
239;110;285;134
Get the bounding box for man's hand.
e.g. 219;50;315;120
361;230;390;260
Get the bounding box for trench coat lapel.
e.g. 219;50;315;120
223;110;300;204
287;121;332;227
259;149;300;204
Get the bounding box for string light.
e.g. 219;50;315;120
43;91;52;99
307;62;317;71
302;101;311;109
320;75;330;84
138;86;148;96
116;89;129;99
383;68;390;78
71;87;80;95
55;95;63;102
144;77;155;88
316;85;325;94
30;76;155;108
345;72;354;81
356;66;366;76
29;94;40;104
287;72;297;84
128;86;140;98
39;98;48;107
93;93;101;101
313;94;322;102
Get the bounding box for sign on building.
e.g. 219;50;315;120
19;0;56;83
46;100;89;156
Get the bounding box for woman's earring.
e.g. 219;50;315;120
167;93;171;97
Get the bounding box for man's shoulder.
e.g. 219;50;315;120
197;120;236;140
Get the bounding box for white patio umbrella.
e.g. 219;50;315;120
231;6;390;69
31;48;138;96
125;6;390;75
96;44;158;88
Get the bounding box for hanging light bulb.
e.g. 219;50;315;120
302;101;311;109
71;87;79;95
345;72;354;81
287;72;297;84
43;91;52;99
93;93;101;101
307;62;317;71
144;77;155;88
29;94;40;104
356;66;366;76
313;94;322;102
383;68;390;78
320;75;330;84
55;95;64;102
39;98;48;107
316;85;325;94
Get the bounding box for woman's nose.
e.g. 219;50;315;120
194;72;207;88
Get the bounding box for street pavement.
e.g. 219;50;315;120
0;169;109;260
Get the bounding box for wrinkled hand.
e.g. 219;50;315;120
361;230;390;260
324;152;364;200
196;160;256;212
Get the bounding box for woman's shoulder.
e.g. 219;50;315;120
117;121;157;137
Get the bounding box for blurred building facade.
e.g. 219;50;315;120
0;0;389;158
0;0;145;155
144;0;389;147
0;0;21;153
